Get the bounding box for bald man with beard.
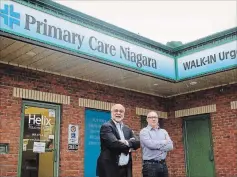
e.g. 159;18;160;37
96;104;140;177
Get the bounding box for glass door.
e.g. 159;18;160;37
18;101;60;177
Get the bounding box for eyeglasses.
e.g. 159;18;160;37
147;116;158;119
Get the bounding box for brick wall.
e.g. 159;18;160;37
166;84;237;177
0;63;165;177
0;63;236;177
0;84;22;177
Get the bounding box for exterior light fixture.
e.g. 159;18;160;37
26;51;36;57
189;81;197;85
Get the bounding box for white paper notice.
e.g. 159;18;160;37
49;135;54;139
49;109;55;117
23;144;27;151
33;142;46;153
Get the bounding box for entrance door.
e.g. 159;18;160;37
84;109;111;177
18;101;60;177
183;114;215;177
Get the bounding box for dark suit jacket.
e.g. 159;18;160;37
96;120;140;177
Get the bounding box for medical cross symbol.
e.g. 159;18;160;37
0;4;20;29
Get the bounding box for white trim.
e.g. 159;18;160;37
231;101;237;109
78;98;115;111
13;87;70;104
175;104;216;118
135;107;167;119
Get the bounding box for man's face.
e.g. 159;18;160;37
111;104;125;123
147;112;159;128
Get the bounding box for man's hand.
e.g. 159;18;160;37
119;140;129;146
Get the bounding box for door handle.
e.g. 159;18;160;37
209;148;214;161
54;149;57;162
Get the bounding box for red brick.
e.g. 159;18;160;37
0;63;236;177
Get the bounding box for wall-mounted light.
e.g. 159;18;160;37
189;81;197;85
26;51;36;57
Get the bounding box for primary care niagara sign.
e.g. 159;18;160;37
0;1;176;80
1;1;236;81
177;41;237;79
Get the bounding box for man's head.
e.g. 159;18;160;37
111;104;125;123
146;111;159;128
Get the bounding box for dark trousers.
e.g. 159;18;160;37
118;166;128;177
142;162;168;177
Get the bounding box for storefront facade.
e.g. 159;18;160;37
0;0;236;177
